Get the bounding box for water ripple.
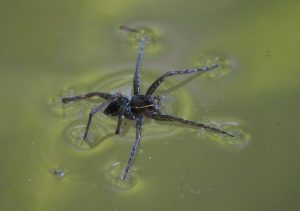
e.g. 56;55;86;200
118;23;164;54
192;52;238;79
105;161;138;191
207;121;251;150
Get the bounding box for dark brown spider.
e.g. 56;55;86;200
61;26;234;180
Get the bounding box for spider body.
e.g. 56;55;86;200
103;95;157;119
104;97;134;118
130;95;157;113
61;26;233;180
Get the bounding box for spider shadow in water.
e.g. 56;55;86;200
158;71;206;95
86;114;136;149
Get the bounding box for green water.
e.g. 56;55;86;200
1;0;299;210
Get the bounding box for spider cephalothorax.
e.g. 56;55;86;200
61;26;233;180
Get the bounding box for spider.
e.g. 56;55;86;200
61;25;234;180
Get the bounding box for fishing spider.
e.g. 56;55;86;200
61;26;233;180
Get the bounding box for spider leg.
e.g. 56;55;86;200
146;64;219;96
83;93;122;140
122;114;144;180
150;112;234;137
115;97;135;134
133;37;146;95
62;92;112;104
115;112;125;134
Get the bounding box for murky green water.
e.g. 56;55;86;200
1;0;299;210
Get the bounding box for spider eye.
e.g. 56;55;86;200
104;101;120;116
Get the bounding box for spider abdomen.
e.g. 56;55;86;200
104;100;120;116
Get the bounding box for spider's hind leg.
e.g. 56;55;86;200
122;114;144;180
150;113;234;137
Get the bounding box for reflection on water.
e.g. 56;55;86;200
49;167;67;178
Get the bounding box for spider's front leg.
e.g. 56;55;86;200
133;37;146;95
61;92;112;104
122;114;144;180
120;25;146;95
146;64;219;96
149;112;234;137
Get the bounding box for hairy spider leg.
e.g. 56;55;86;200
150;112;234;137
115;108;125;134
84;93;122;140
145;64;219;96
116;114;125;134
116;97;136;134
122;114;144;180
61;92;112;104
133;37;146;95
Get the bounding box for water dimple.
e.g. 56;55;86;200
208;121;251;150
192;52;237;79
64;123;100;151
106;161;137;191
125;25;163;54
46;89;86;116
